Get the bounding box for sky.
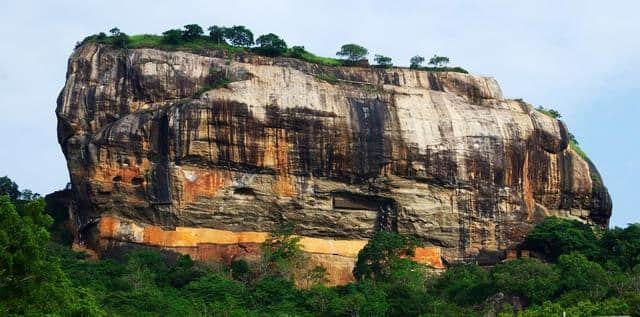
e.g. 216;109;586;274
0;1;637;227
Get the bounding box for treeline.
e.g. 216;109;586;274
77;24;468;73
1;175;640;316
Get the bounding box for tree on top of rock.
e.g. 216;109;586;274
410;55;425;69
428;55;450;68
182;24;203;41
207;25;227;44
224;25;254;47
336;44;368;63
255;33;288;56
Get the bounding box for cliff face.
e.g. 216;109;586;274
57;43;611;284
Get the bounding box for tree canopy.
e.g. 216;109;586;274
255;33;288;56
374;54;393;68
336;44;368;62
224;25;254;47
428;54;450;67
182;24;203;41
410;55;425;69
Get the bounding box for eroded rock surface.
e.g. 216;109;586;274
57;43;611;284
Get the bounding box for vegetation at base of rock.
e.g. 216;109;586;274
77;25;468;72
2;175;637;316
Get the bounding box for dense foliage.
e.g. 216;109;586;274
2;175;639;316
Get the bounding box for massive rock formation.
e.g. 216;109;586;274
57;43;611;284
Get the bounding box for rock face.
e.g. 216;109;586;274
57;43;611;284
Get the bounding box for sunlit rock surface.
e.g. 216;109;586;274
57;43;611;284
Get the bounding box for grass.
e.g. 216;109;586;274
315;72;340;84
420;66;469;74
282;47;343;66
570;139;589;161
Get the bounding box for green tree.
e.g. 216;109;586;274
255;33;288;56
336;43;368;63
224;25;254;47
182;24;203;41
260;222;305;280
353;231;420;282
556;253;608;303
492;258;560;305
410;55;425;69
0;196;103;315
436;263;494;305
162;29;183;45
0;176;19;201
428;54;450;68
109;27;129;48
523;217;600;261
374;54;393;68
600;224;640;270
207;25;227;44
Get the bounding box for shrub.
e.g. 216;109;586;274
535;106;562;119
315;72;339;84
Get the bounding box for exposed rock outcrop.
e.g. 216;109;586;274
56;43;611;284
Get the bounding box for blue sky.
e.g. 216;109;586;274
0;1;637;226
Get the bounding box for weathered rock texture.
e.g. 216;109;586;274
57;43;611;284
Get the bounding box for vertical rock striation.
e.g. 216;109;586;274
57;43;611;284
